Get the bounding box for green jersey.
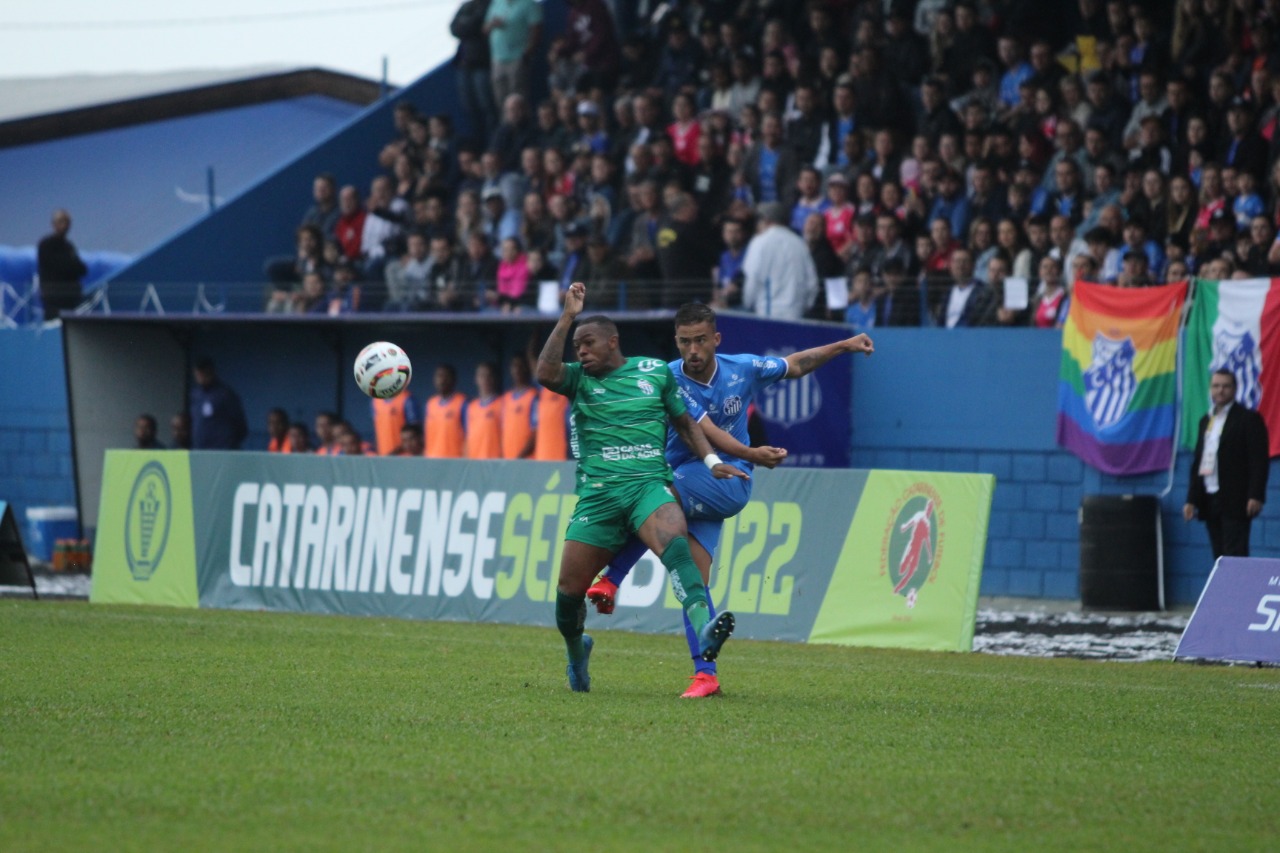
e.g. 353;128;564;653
553;356;688;490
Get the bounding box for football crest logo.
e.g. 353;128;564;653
880;483;945;609
1082;333;1136;429
637;378;655;395
125;461;171;581
1211;328;1261;408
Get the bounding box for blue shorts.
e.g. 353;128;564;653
670;459;752;521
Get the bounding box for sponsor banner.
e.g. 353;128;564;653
809;471;992;651
93;452;992;652
716;315;852;468
1175;557;1280;664
91;451;199;608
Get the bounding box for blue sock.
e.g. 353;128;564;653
602;534;648;588
684;596;718;675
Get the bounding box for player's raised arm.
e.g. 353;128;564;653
784;333;875;378
670;412;749;480
535;282;585;391
697;415;788;469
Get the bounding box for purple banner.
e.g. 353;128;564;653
716;315;852;468
1175;557;1280;664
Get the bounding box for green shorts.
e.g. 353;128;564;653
565;477;677;553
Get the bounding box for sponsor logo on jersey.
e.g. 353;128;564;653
637;378;655;395
602;444;663;461
637;358;664;372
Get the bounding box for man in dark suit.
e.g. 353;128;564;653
874;258;922;327
932;247;990;328
1184;369;1270;558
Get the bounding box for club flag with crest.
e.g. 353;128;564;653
1057;280;1188;475
1181;278;1280;457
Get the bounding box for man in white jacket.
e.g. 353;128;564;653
741;202;819;320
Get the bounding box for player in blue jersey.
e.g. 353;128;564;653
587;302;875;697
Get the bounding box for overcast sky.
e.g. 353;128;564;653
0;0;460;86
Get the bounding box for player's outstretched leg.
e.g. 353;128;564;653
556;590;592;692
587;535;648;615
698;611;735;663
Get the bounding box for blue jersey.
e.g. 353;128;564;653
665;352;789;471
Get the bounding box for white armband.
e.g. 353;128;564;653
703;453;724;469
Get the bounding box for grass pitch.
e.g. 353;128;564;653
1;601;1276;852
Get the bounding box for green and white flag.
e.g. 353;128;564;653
1182;278;1280;456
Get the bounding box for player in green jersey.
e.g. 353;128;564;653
536;281;747;692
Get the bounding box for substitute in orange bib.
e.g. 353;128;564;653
371;387;420;455
532;380;571;460
266;408;292;452
424;363;466;458
501;354;537;458
465;362;503;459
314;411;339;456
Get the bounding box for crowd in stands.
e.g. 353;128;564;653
261;0;1280;330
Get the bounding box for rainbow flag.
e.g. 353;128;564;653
1181;278;1280;457
1057;280;1188;475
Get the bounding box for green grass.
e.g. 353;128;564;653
1;600;1276;852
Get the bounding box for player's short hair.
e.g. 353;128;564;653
674;303;717;330
400;423;423;438
577;315;618;338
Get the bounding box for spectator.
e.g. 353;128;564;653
424;364;467;458
451;0;499;144
843;267;876;332
481;186;521;248
577;233;626;310
328;260;361;314
556;0;619;92
846;213;882;274
452;232;498;310
360;176;403;279
790;166;829;233
189;357;247;450
929;169;973;241
667;93;702;167
977;252;1024;327
822;174;855;257
1048;213;1089;274
170;412;192;450
655;194;715;308
134;414;164;450
1030;255;1069;327
484;0;542;106
875;257;923;327
494;236;531;312
1116;247;1153;288
652;14;701;98
933;247;989;328
490;94;538;173
742;201;819;320
265;225;327;309
742;112;799;208
36;208;87;320
301;173;340;238
803;212;845;310
266;408;291;452
384;231;433;311
334;185;366;262
711;217;748;309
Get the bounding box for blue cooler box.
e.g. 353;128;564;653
25;506;78;563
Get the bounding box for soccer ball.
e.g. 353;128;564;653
354;341;412;399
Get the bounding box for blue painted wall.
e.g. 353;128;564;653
0;329;76;530
5;323;1268;603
